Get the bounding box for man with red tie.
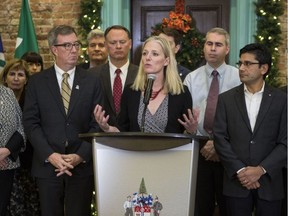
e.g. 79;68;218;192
89;25;139;127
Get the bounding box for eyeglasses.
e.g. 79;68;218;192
236;61;260;68
54;42;81;50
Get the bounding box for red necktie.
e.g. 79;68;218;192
113;69;122;113
203;70;219;135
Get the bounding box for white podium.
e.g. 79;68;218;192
80;132;201;216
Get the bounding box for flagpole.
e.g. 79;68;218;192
0;34;5;70
15;0;39;58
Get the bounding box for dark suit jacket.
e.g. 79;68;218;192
23;66;103;178
89;62;139;126
118;85;192;133
78;62;90;70
177;64;190;82
214;83;287;201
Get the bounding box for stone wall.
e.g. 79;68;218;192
0;0;287;86
0;0;81;69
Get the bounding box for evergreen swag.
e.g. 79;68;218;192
78;0;103;40
78;0;103;63
151;0;205;71
254;0;285;87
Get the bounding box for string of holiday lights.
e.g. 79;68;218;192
254;0;285;86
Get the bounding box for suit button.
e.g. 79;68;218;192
250;141;256;144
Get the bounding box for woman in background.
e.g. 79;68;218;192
0;59;40;216
0;59;28;108
21;51;44;75
0;84;25;216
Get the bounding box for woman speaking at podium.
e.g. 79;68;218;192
94;36;198;134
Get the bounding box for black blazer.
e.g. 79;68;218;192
177;64;190;82
78;62;90;70
23;66;103;178
214;83;287;201
89;62;139;126
118;85;192;133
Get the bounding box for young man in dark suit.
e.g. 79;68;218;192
89;25;139;127
214;43;287;216
23;25;103;216
157;27;191;81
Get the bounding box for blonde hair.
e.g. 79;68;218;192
132;36;184;95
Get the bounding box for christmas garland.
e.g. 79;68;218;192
151;0;205;71
78;0;103;40
254;0;285;87
78;0;103;63
151;0;285;84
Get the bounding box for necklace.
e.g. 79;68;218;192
150;87;163;100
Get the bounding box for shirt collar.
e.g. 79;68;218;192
54;64;75;77
109;60;130;74
205;62;227;78
244;82;265;94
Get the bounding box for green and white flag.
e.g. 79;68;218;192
15;0;39;58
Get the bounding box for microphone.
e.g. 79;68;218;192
143;74;156;105
141;74;156;132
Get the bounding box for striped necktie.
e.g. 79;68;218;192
61;72;71;114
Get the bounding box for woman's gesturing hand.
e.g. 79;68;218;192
178;108;199;134
94;104;110;132
93;104;120;132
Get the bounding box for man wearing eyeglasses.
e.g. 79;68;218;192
184;27;241;216
23;25;103;216
213;43;287;216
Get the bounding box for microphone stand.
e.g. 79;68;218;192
141;74;156;132
141;105;148;132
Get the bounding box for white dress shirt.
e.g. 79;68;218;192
184;62;241;137
55;64;75;91
109;60;130;92
244;82;265;131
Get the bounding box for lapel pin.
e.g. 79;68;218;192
76;85;80;90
